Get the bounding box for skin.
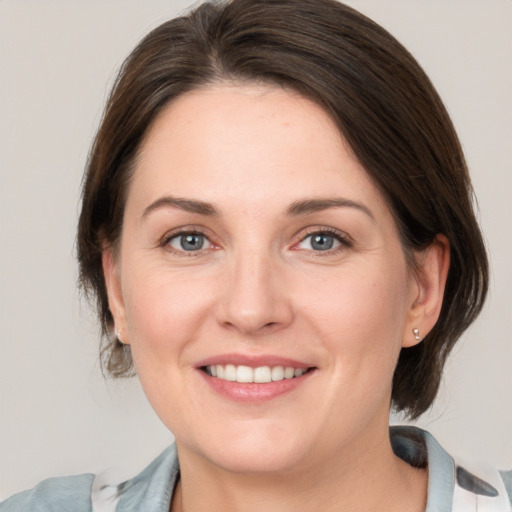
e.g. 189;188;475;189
103;84;449;512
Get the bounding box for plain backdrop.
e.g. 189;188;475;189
1;0;511;499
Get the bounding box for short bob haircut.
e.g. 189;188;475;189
77;0;488;419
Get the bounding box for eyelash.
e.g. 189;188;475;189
160;227;216;256
294;227;353;255
160;226;352;256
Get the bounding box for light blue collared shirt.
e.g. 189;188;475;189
1;427;510;511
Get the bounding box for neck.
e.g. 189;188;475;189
171;427;427;512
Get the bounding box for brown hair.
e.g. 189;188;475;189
77;0;488;419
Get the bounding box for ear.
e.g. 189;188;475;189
102;248;129;344
403;234;450;348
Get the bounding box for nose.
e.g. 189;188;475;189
216;250;294;336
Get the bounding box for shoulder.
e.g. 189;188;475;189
391;426;512;511
0;473;94;512
93;445;179;512
501;470;512;507
0;446;178;512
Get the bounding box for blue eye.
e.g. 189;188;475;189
298;231;345;251
168;233;211;251
310;233;335;250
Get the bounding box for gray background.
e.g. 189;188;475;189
1;0;511;498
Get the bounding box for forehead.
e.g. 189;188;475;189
128;84;390;219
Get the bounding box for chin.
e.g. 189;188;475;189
180;421;310;475
209;444;306;475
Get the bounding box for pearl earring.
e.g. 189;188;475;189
116;328;124;344
413;328;420;341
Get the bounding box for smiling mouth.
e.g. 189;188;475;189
202;364;314;384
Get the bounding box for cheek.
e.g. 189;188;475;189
120;264;218;429
122;263;215;359
298;261;410;368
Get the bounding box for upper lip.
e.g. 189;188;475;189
196;353;314;369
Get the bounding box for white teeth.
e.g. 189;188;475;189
236;365;253;383
205;364;309;383
271;366;284;381
224;364;237;381
284;366;295;379
254;366;272;383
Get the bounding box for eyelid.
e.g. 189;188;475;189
157;225;352;254
292;226;353;252
159;225;219;251
169;233;212;252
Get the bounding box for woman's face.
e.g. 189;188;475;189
104;84;426;474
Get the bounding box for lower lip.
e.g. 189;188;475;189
199;370;314;403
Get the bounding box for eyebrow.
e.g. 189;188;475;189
285;198;375;220
142;196;219;218
141;195;374;221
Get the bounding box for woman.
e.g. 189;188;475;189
1;0;510;510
